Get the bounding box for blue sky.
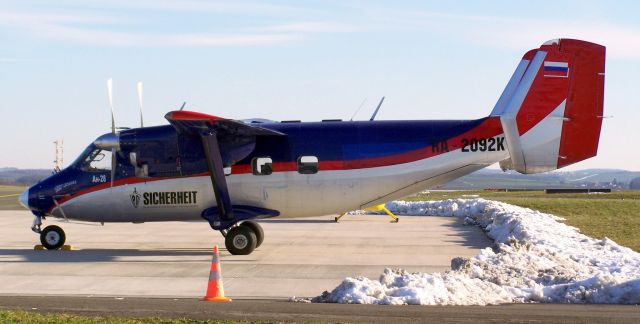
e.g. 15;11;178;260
1;0;639;171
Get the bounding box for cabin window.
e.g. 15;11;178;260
82;148;112;172
297;156;319;174
252;157;273;175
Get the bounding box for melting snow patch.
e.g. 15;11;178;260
312;199;640;305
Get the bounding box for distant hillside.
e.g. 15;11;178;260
442;168;640;190
0;168;52;185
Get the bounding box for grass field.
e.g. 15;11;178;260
0;310;251;324
0;185;26;211
407;190;640;252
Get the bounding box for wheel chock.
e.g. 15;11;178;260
33;245;74;251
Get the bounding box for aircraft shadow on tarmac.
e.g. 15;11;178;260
394;214;494;250
259;219;336;224
442;223;494;250
0;248;218;263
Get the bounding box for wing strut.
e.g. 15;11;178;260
201;131;234;221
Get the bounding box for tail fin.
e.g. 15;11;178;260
491;39;606;174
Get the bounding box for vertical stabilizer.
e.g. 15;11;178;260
494;39;605;174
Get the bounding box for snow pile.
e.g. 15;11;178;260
314;199;640;305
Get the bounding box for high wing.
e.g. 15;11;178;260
165;110;284;137
165;110;282;230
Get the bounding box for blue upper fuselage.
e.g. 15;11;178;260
24;118;487;216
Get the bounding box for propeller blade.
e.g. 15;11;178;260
107;78;115;134
111;147;116;188
136;81;144;127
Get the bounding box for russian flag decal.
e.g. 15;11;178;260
543;61;569;77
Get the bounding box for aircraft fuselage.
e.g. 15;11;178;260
27;117;507;222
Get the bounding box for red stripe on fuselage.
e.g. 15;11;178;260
50;117;503;213
234;117;503;172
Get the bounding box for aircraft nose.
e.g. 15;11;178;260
19;189;29;210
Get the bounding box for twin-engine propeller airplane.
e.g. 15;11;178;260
19;39;605;255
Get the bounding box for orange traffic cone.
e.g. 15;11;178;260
202;245;232;302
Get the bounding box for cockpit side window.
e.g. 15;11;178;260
82;148;112;172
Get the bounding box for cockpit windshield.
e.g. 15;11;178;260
71;145;112;172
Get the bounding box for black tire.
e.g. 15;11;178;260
225;226;257;255
40;225;66;250
241;221;264;248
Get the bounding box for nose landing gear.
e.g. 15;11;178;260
31;215;67;250
40;225;66;250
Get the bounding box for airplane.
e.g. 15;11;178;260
19;39;605;255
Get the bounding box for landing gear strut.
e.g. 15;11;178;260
196;127;276;255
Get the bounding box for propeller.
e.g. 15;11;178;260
136;81;144;127
106;78;117;188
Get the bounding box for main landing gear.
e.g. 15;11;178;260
223;221;264;255
197;130;278;256
31;215;67;250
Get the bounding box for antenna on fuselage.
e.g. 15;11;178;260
180;101;187;111
136;81;144;127
349;98;367;121
369;96;385;121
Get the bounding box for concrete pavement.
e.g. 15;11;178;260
0;210;491;298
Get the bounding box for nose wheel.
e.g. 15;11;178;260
40;225;66;250
224;221;264;255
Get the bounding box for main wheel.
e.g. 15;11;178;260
225;226;257;255
40;225;66;250
241;221;264;248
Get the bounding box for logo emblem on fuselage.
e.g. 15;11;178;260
130;188;141;208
